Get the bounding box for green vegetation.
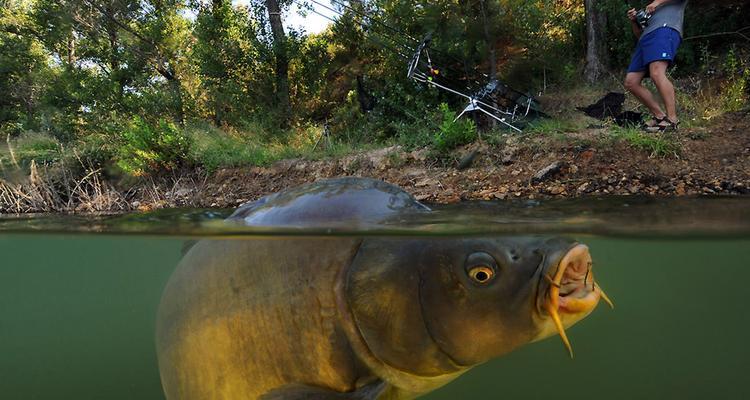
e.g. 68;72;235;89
433;104;477;154
0;0;748;177
608;125;680;158
116;117;192;176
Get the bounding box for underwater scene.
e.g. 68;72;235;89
1;196;749;400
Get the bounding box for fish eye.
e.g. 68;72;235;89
468;265;494;284
464;252;499;285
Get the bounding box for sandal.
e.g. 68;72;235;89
641;115;667;131
646;118;679;133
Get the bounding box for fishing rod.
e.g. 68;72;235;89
308;0;474;92
405;32;542;131
307;0;543;131
312;0;489;90
307;5;412;60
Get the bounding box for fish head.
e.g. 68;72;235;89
346;236;607;382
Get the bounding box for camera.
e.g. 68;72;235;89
635;9;652;29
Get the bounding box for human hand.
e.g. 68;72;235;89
627;8;637;21
645;2;658;14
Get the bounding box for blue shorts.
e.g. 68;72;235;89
627;27;682;74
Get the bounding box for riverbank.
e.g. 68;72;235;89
3;109;746;213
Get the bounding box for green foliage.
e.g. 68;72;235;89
526;118;576;136
433;103;477;153
609;126;679;158
0;1;50;127
11;132;63;166
74;131;118;168
721;48;749;112
1;0;746;176
116;117;191;176
188;125;273;172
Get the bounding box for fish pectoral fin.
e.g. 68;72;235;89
260;380;387;400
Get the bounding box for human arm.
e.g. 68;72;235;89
627;8;642;39
645;0;681;14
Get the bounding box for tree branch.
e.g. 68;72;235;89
79;0;176;82
684;27;750;42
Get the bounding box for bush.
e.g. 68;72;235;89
75;132;118;168
12;132;63;166
433;103;477;154
188;125;273;172
116;117;192;176
721;49;749;112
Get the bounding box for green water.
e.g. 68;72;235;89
1;198;750;399
1;234;748;399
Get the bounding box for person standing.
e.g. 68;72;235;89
623;0;688;132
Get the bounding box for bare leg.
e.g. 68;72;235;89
649;61;678;122
624;71;665;119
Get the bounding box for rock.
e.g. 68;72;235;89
414;193;431;201
578;149;595;164
532;161;566;183
500;146;518;165
409;148;429;161
457;150;479;170
415;178;438;188
174;188;192;198
403;167;427;178
501;154;514;165
365;146;401;167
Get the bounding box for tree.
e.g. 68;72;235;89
584;0;608;83
264;0;291;122
0;1;49;129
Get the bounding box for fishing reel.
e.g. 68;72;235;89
635;9;651;29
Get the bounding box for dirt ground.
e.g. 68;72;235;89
130;110;750;211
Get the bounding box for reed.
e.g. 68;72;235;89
0;158;129;214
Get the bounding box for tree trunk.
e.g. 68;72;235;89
67;32;76;66
156;64;185;125
265;0;291;122
584;0;608;84
479;0;497;129
356;75;375;113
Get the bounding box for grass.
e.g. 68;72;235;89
525;118;580;136
608;125;680;158
188;125;275;171
3;69;743;178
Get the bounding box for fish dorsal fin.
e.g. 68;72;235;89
228;177;429;228
259;380;386;400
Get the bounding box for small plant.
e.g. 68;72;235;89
386;150;406;168
721;48;749;112
526;118;573;136
11;132;62;166
609;126;679;157
116;117;192;176
433;103;477;154
188;125;272;172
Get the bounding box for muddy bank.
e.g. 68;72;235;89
2;111;749;213
128;111;749;211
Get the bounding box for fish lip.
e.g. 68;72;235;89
534;243;600;318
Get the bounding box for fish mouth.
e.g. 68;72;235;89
537;244;613;358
